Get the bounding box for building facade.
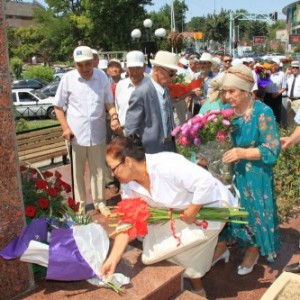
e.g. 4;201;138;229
5;0;44;28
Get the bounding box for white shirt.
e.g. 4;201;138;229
265;70;286;94
115;76;148;127
121;152;236;210
287;73;300;99
54;68;113;146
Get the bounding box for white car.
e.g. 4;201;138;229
12;88;56;119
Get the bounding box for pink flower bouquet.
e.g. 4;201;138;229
172;109;236;184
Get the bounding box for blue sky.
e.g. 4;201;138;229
146;0;292;21
37;0;292;21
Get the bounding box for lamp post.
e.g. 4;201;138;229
131;19;166;67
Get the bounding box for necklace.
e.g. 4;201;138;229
234;99;254;117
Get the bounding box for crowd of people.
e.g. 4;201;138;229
53;45;300;297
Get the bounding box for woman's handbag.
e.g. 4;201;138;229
142;219;208;265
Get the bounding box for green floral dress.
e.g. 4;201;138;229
225;100;281;262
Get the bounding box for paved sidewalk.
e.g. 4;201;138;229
30;162;300;299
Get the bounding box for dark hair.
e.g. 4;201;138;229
106;134;146;162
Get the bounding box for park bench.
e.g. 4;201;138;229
17;125;68;165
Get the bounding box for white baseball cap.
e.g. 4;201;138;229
98;59;108;69
126;51;145;67
270;57;280;65
73;46;93;62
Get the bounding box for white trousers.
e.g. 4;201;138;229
71;143;106;208
167;228;221;279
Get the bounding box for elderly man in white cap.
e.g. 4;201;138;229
115;50;148;130
263;57;286;124
125;50;181;153
54;45;120;214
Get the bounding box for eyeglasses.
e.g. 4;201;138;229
223;60;232;63
160;67;177;77
111;159;124;173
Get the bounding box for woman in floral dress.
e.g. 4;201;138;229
212;64;281;275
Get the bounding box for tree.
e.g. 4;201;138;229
10;57;23;79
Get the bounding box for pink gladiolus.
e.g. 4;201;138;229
191;115;202;124
222;120;230;126
207;114;217;121
193;137;200;145
181;127;191;136
209;109;221;114
178;135;191;146
171;126;181;136
216;130;228;142
221;109;235;118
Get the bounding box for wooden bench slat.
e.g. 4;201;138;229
17;126;68;164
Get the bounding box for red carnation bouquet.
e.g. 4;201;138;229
169;73;203;99
20;164;82;225
109;198;248;245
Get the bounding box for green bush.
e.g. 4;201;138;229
10;57;23;79
274;127;300;221
23;66;53;82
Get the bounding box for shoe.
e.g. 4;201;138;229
285;262;300;273
237;255;259;275
212;248;230;266
191;288;207;298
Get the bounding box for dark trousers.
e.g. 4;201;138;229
263;93;282;124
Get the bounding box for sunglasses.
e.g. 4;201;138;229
160;67;177;77
224;60;232;63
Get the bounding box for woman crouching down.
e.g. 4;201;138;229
101;135;237;297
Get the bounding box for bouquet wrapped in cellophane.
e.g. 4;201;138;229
172;109;236;185
109;198;248;243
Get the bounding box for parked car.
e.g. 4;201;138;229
12;88;56;119
12;78;49;90
53;73;65;82
36;82;59;98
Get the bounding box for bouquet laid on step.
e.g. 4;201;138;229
172;109;236;185
0;165;130;294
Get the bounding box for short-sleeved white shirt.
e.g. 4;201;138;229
54;68;113;146
121;152;236;210
115;76;148;127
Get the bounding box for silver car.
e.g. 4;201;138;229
12;88;56;119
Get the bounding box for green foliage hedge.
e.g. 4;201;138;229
23;66;53;82
177;126;300;221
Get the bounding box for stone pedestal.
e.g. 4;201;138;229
0;1;34;299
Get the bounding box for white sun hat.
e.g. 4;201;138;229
150;51;182;70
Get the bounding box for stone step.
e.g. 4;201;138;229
174;290;206;299
16;213;185;300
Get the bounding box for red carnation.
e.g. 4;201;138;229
25;206;37;218
68;197;79;212
20;165;27;172
61;181;71;193
37;197;50;209
35;179;48;190
47;187;58;197
54;179;63;191
55;171;62;179
30;168;37;175
42;171;53;178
